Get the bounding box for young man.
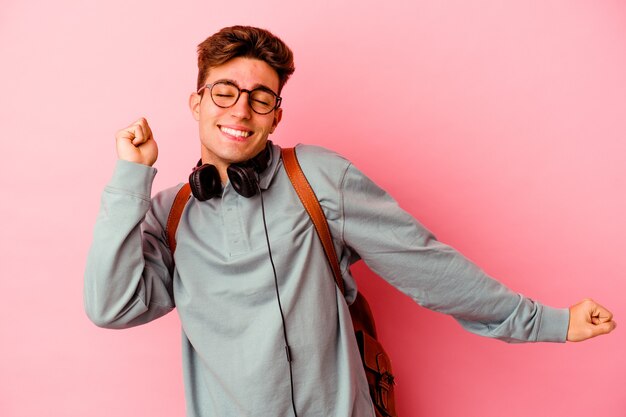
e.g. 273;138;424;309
84;26;615;417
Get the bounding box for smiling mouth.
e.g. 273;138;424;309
219;125;252;138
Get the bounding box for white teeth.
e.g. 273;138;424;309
220;126;251;138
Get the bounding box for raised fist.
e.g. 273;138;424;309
115;117;158;166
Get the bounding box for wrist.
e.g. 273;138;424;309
107;159;158;198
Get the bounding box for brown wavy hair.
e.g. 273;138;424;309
197;26;295;94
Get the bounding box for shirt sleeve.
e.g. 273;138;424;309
84;160;176;329
338;162;569;343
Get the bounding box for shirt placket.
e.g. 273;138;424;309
221;187;250;257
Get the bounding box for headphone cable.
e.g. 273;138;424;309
257;182;298;417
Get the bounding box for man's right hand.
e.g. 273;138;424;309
115;117;158;166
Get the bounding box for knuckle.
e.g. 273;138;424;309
115;130;130;140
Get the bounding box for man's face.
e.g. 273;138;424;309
189;57;283;177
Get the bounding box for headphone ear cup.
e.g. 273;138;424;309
189;164;222;201
227;164;259;198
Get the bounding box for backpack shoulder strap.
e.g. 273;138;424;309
284;148;392;414
166;183;192;253
281;147;345;295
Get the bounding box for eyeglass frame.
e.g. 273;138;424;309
197;80;283;115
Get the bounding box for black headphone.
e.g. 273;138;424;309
188;141;272;201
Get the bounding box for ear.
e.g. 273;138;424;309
189;92;202;121
270;108;283;134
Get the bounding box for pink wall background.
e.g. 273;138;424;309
1;1;624;416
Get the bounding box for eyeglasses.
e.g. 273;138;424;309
198;81;282;115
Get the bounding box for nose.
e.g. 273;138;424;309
230;91;253;119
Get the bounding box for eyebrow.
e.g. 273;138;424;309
213;78;278;95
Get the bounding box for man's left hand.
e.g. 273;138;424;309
567;298;616;342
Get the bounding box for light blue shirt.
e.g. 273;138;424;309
84;143;569;417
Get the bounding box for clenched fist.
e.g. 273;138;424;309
567;298;616;342
115;117;158;166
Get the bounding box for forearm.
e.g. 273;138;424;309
360;225;569;342
84;160;174;329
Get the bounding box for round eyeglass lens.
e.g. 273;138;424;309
248;90;276;114
211;83;239;108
